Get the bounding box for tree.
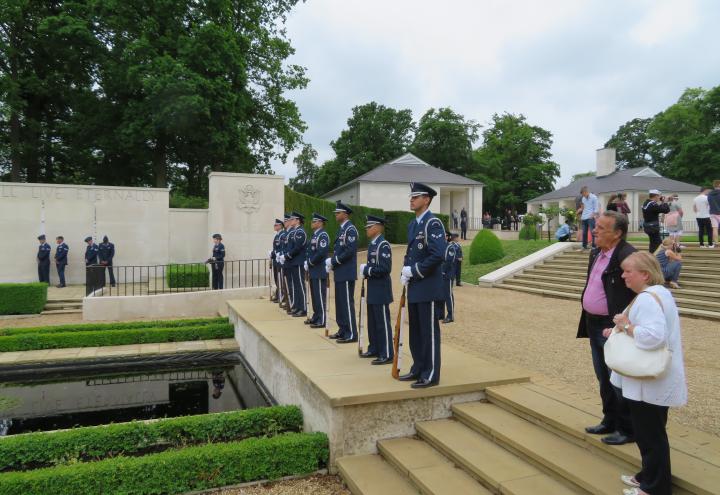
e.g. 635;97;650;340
410;107;480;176
571;171;595;182
472;113;560;214
604;118;657;170
288;144;319;195
313;102;415;195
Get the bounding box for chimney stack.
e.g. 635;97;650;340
596;148;616;177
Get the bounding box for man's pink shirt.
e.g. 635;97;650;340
582;247;616;316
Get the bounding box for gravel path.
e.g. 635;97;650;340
215;475;349;495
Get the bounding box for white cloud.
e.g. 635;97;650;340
629;0;699;46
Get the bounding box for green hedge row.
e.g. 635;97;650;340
0;283;48;315
469;229;504;264
166;263;210;288
0;432;328;495
0;406;302;472
383;211;451;244
0;317;228;337
284;187;384;250
0;323;233;352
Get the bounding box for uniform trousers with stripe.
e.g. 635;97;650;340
290;265;307;313
282;267;293;307
367;303;393;360
334;280;357;340
443;278;454;320
211;263;224;290
408;301;442;383
272;262;281;300
309;277;327;325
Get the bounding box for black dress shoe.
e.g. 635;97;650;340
411;379;438;389
398;372;418;381
602;432;635;445
585;423;614;435
442;318;453;324
292;312;307;317
303;319;313;324
337;338;358;344
359;351;377;358
328;332;341;339
371;357;393;365
310;323;324;329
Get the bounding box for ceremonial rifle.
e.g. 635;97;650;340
358;277;366;356
324;273;330;337
391;286;406;379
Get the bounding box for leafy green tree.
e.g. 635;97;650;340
288;144;319;195
571;171;595;182
410;107;480;176
472;113;560;214
604;118;657;170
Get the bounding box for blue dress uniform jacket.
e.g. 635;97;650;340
442;243;457;280
286;227;307;266
211;242;225;290
37;242;51;283
453;243;463;279
405;212;447;303
287;226;308;313
85;244;99;265
331;221;358;282
55;243;69;264
307;229;330;279
362;236;393;305
98;242;115;263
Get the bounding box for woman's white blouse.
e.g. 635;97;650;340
610;285;688;407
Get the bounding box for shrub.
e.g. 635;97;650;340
384;211;451;244
469;229;505;264
0;283;48;315
0;317;228;337
0;432;328;495
519;224;539;240
169;193;208;209
0;406;303;472
0;323;233;352
166;263;210;288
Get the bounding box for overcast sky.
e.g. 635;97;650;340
272;0;720;187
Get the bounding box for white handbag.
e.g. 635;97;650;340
604;291;672;379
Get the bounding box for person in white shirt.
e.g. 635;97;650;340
576;186;599;249
603;251;687;495
693;187;713;247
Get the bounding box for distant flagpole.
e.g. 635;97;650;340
40;200;46;236
93;202;97;241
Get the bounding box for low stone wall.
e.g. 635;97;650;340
83;286;267;321
477;241;579;287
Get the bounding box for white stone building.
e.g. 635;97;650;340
321;153;484;227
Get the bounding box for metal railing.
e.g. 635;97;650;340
629;219;699;233
85;259;271;297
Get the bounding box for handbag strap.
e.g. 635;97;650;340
616;290;665;333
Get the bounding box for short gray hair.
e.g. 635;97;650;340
602;210;628;239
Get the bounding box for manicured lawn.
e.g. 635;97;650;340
627;235;698;243
461;239;555;283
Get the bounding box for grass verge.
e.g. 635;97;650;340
461;239;555;283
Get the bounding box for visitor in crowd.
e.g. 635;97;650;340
655;238;683;289
606;193;618;212
482;211;492;228
460;207;468;240
512;210;519;230
694;186;714;247
577;186;599;249
577;210;636;446
616;192;632;217
708;180;720;247
663;194;683;248
642;190;670;254
452;209;459;229
555;220;572;242
603;251;687;495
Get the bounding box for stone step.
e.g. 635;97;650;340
544;258;720;271
46;298;83;304
533;264;718;281
40;309;82;315
485;383;720;495
377;437;492;495
414;419;580;494
44;302;83;310
336;454;420;495
452;402;632;494
517;270;720;291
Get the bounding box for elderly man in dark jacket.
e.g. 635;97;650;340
577;210;636;445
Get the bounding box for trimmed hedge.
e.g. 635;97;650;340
384;211;451;244
0;283;48;315
519;224;539;240
0;323;233;352
469;229;504;264
0;406;303;472
285;187;383;250
167;263;210;288
0;317;228;337
0;432;328;495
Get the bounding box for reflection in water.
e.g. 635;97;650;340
0;362;270;436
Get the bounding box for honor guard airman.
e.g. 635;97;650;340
84;236;99;266
269;218;284;302
359;215;394;365
54;236;69;288
285;211;308;317
452;233;463;286
441;234;457;323
36;234;51;283
305;213;330;327
278;214;293;312
326;200;358;343
209;234;225;289
98;235;116;287
399;183;447;388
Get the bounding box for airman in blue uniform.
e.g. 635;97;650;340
441;234;457;323
84;236;99;265
36;234;51;283
98;235;116;287
452;233;463;286
278;214;293;312
270;218;284;302
359;215;394;365
285;211;308;317
209;233;225;289
54;235;69;288
327;201;358;343
399;183;447;388
305;213;330;328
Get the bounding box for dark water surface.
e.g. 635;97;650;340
0;354;270;436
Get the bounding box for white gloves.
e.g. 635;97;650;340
401;266;413;279
278;255;285;265
304;261;308;271
360;263;367;275
400;275;410;286
325;257;333;273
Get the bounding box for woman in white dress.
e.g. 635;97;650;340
602;251;687;495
